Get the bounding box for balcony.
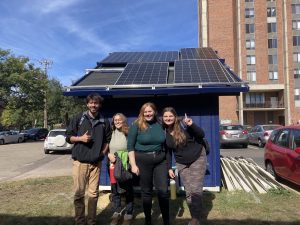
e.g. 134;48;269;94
243;100;284;109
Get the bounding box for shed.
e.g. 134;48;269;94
64;47;249;191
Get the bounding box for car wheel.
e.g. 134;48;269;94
0;139;4;145
266;162;276;178
258;139;263;148
44;149;50;154
18;138;22;143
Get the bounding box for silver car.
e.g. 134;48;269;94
43;129;73;154
0;131;24;144
219;124;249;148
248;124;282;148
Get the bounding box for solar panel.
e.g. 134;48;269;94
174;59;240;84
180;48;219;59
115;62;168;85
100;51;178;64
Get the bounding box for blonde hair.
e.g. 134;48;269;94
111;113;129;135
135;102;158;131
162;107;186;147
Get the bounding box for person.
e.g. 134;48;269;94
66;93;112;225
127;102;170;225
107;113;134;225
162;107;207;225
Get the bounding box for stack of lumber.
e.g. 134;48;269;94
220;156;283;193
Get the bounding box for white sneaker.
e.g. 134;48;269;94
111;212;121;225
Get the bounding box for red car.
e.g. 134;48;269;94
264;125;300;186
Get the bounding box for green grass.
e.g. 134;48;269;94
0;176;299;225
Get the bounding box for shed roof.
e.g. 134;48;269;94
64;47;249;96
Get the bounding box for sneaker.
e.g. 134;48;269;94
121;214;133;225
110;212;121;225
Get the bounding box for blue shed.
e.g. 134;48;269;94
64;48;249;191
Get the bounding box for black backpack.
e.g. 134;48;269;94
113;154;133;183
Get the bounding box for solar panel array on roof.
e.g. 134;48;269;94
180;48;219;59
174;59;240;84
100;51;179;64
115;62;168;85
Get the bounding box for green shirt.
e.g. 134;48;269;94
127;121;165;152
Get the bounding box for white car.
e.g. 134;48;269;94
43;129;73;154
0;131;24;144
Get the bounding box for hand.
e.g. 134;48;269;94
183;116;193;126
108;153;116;163
80;131;91;143
131;164;139;176
169;169;176;179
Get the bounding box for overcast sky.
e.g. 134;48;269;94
0;0;198;86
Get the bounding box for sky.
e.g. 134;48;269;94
0;0;199;86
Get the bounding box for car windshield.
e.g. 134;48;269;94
221;125;243;130
28;128;39;134
262;125;281;131
48;131;66;137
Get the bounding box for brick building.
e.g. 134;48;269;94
198;0;300;126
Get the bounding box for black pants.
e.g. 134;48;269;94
111;180;134;215
135;151;170;225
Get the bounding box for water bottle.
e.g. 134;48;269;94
170;179;177;200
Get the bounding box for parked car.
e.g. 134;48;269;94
43;129;73;154
0;131;24;144
219;124;249;148
248;124;282;148
20;129;29;141
264;125;300;185
27;128;49;141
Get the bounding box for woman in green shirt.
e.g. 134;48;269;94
128;102;170;225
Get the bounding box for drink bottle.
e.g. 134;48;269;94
170;179;177;200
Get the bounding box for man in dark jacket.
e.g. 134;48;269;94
66;93;112;225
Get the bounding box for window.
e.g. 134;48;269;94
246;39;255;49
269;71;278;80
268;23;277;33
245;0;254;2
268;39;277;48
291;129;300;149
246;24;255;33
294;53;300;62
245;8;255;18
294;69;300;79
247;71;256;81
275;129;289;148
293;36;300;46
292;4;300;14
245;93;265;105
247;55;256;65
267;7;276;17
268;55;278;64
295;89;300;107
292;20;300;30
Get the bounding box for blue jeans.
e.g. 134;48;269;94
111;180;134;215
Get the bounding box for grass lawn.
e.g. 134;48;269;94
0;176;300;225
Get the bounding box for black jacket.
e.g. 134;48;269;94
66;111;112;163
165;123;205;168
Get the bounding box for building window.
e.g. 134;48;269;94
247;55;256;65
295;89;300;107
245;0;254;2
245;93;265;105
294;53;300;62
293;36;300;46
292;20;300;30
247;71;256;81
269;71;278;80
246;39;255;49
267;7;276;17
292;4;300;14
246;24;255;33
294;69;300;79
268;55;278;64
245;8;255;18
268;23;277;33
268;39;277;48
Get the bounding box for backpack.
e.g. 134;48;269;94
113;152;132;183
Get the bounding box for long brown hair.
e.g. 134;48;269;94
135;102;158;131
111;113;129;135
162;107;186;147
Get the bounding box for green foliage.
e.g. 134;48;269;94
267;187;291;196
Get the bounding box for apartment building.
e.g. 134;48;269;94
198;0;300;126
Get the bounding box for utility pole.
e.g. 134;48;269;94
39;59;53;129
